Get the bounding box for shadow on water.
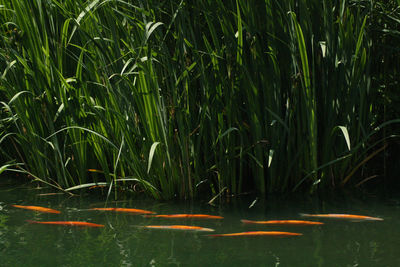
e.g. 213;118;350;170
0;178;399;266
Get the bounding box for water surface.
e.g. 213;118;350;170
1;180;399;266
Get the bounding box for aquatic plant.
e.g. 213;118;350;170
0;0;398;199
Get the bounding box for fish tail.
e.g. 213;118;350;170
299;213;311;217
241;219;254;224
367;217;384;221
26;220;38;224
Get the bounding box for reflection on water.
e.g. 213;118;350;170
0;180;399;266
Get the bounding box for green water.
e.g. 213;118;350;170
1;181;399;266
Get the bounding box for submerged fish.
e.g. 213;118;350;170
143;225;214;232
11;204;61;214
144;214;223;219
300;213;383;221
27;220;104;227
241;219;323;225
208;231;302;237
91;207;155;214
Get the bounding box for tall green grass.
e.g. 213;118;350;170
0;0;398;199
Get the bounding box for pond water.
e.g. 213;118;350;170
1;179;399;266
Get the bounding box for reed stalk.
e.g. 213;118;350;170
0;0;398;199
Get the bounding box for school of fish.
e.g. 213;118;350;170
11;204;384;237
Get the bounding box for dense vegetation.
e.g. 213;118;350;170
0;0;399;199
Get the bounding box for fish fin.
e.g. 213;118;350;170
299;213;310;217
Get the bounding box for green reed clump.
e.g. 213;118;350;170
0;0;398;199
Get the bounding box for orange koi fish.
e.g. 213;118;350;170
144;214;223;219
90;207;155;214
241;219;323;225
143;225;215;232
11;204;61;214
208;231;303;237
300;213;383;221
27;220;104;227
